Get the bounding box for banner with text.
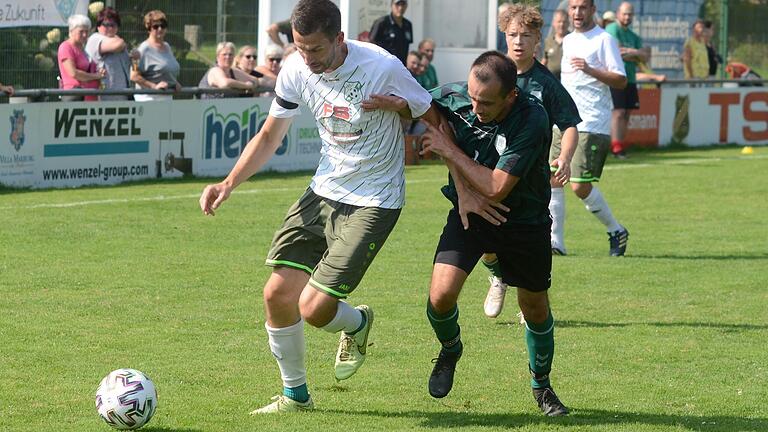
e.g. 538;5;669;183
659;87;768;147
0;98;323;189
0;0;89;28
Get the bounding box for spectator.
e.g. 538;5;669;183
266;19;293;48
416;38;438;89
405;50;423;77
58;14;103;102
683;19;708;80
542;9;569;80
131;10;181;101
369;0;412;65
255;45;283;80
234;45;276;92
283;43;297;58
600;11;615;28
703;20;722;78
725;60;763;87
85;7;131;101
605;1;649;158
199;42;259;99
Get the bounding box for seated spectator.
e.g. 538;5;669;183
58;14;104;102
234;45;276;92
131;10;181;101
725;61;763;87
199;42;259;98
255;45;283;80
416;38;438;90
85;7;132;101
405;50;423;78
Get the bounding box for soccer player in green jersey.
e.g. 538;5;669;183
419;51;569;416
481;3;582;319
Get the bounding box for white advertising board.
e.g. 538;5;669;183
659;87;768;147
0;0;88;28
0;97;323;189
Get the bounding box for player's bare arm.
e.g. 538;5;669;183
569;57;627;89
361;94;413;118
551;126;578;185
422;122;519;202
199;115;293;216
419;105;509;227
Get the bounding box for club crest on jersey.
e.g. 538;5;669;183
342;81;364;105
494;134;507;155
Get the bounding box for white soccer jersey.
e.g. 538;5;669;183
269;40;432;209
560;26;626;135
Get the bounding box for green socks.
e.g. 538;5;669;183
526;309;555;389
426;301;462;354
482;258;504;278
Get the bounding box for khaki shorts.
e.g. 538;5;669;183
550;129;610;183
266;188;401;299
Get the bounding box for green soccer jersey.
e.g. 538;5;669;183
431;82;551;225
605;22;642;83
415;64;439;90
517;61;581;132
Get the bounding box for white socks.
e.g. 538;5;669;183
549;187;566;250
266;319;306;388
581;186;622;233
321;301;363;334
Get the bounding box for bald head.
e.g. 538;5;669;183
616;1;634;27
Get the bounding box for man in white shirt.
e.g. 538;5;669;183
555;0;629;256
199;0;432;414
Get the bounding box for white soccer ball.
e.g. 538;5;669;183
95;368;158;430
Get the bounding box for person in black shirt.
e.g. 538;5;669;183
369;0;412;65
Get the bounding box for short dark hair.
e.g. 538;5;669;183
291;0;341;40
97;7;121;27
408;50;423;60
471;51;517;96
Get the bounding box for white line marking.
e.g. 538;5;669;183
2;154;766;211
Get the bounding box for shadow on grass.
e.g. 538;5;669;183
322;407;767;431
141;428;202;432
551;320;768;332
630;253;768;261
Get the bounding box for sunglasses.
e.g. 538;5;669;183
101;22;117;28
268;57;282;62
243;54;257;60
151;23;167;30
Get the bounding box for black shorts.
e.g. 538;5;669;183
611;83;640;110
433;209;552;292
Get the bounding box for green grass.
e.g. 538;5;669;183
1;146;767;432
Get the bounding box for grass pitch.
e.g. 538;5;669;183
1;146;767;432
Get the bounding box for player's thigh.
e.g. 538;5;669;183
266;188;331;274
548;127;563;165
570;132;610;183
311;204;401;299
496;224;552;293
432;209;483;307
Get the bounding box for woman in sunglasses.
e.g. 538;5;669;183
254;44;283;81
131;10;181;101
234;45;276;95
85;7;132;101
199;42;263;99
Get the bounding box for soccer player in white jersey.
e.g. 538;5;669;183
199;0;432;413
557;0;630;256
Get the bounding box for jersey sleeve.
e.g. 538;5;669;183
603;35;626;76
382;56;432;118
496;105;549;178
269;55;303;118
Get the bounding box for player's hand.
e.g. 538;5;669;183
421;122;454;157
570;57;591;74
199;182;232;216
550;157;570;186
362;94;407;112
457;188;509;229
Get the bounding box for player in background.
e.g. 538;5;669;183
481;4;581;319
419;51;570;416
555;0;629;257
199;0;432;413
